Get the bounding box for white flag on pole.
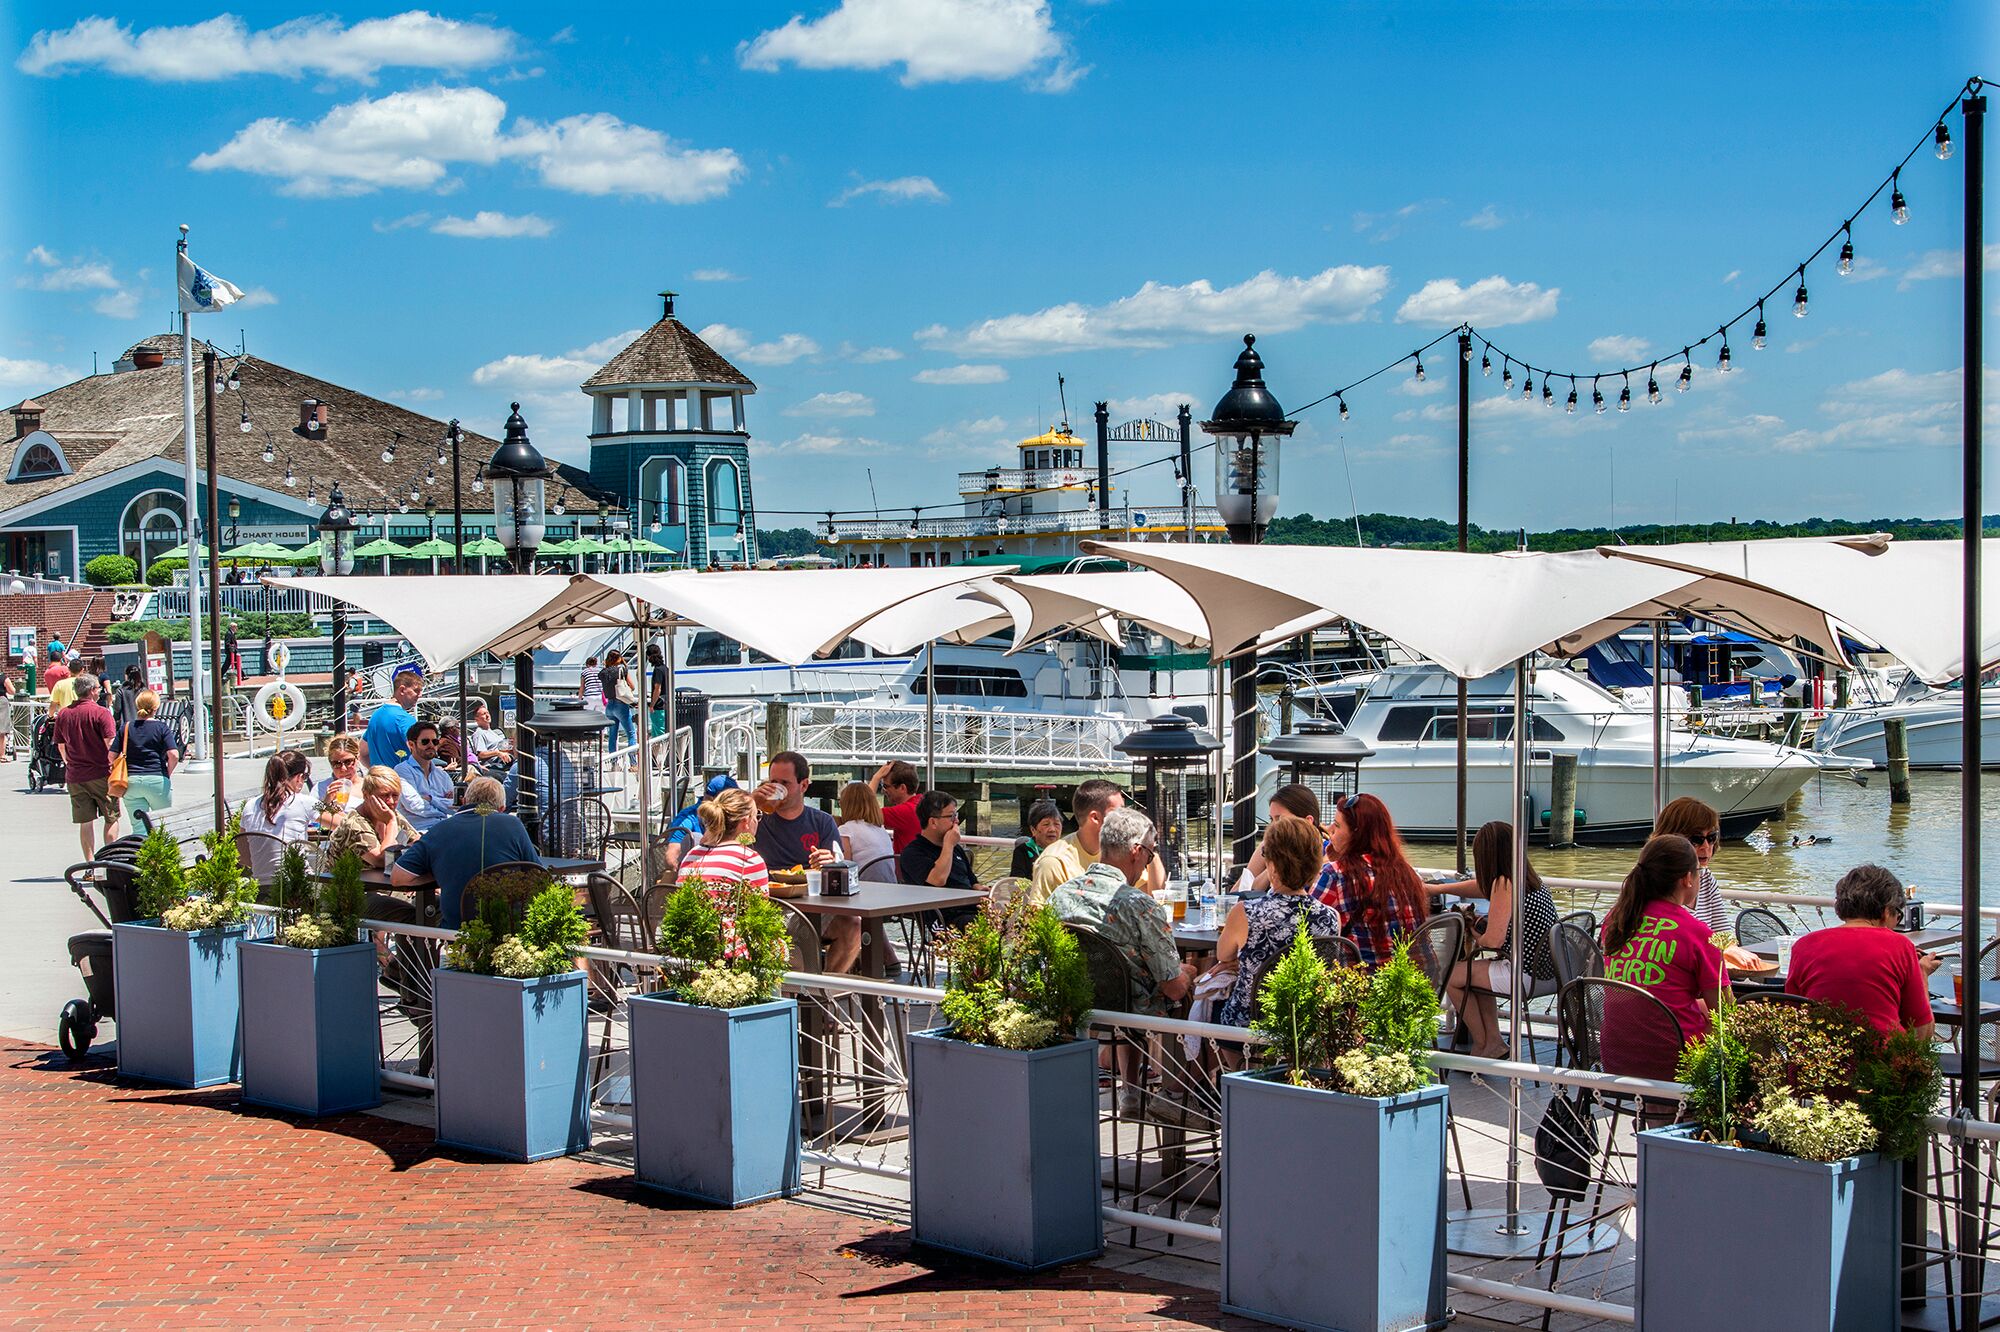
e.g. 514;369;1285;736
177;251;245;314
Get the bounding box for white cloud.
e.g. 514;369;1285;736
374;211;432;233
395;387;445;402
1722;269;1741;284
698;323;820;365
576;329;646;361
921;415;1014;448
191;86;742;203
93;290;140;319
840;342;904;363
1395;276;1558;327
918;265;1390;358
25;246;59;267
471;352;597;390
1461;205;1504;231
913;364;1007;384
1105;391;1198;423
785;390;876;418
740;0;1074;89
760;431;883;456
21;260;118;292
1899;244;2000;288
1587;335;1651;363
236;287;279;308
1351;200;1440;243
18;12;516;83
829;175;948;207
691;268;742;282
0;355;77;399
1769;366;1990;454
432;211;554;239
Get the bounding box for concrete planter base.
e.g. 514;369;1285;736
1221;1070;1449;1332
907;1028;1102;1271
240;940;381;1116
630;993;801;1207
111;920;248;1088
1637;1124;1899;1330
433;967;591;1162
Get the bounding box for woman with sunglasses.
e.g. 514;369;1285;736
1318;792;1429;967
1652;797;1729;932
316;734;365;829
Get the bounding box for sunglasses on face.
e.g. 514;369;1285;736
1688;831;1720;846
331;757;359;769
414;737;439;747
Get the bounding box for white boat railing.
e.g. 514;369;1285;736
783;699;1133;773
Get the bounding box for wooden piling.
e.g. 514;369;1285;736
763;700;791;770
1548;753;1579;846
1884;716;1912;805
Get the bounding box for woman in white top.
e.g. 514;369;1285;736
238;750;317;882
837;781;895;880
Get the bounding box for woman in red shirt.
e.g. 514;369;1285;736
1785;864;1937;1038
1315;792;1428;967
1600;835;1725;1077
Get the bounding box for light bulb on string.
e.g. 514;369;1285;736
1337;394;1349;421
1677;350;1692;392
1618;373;1632;412
472;465;486;494
1891;171;1908;225
238;401;252;433
284;465;296;489
1838;224;1854;276
1753;301;1767;350
552;493;567;516
213;372;226;394
425;466;437;488
1460;339;1472;362
398;500;408;514
1521;370;1533;402
1412;355;1426;383
1647;365;1662;404
261;436;275;464
1501;359;1514;391
382;433;399;465
1592;377;1606;414
1718;333;1732;373
1937;122;1955;160
307;479;317;506
435;447;447;469
409;482;420;503
1481;350;1492;377
226;365;241;393
1541;377;1554;408
1565;378;1578;414
1793;268;1810;318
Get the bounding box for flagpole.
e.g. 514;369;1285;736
177;224;209;763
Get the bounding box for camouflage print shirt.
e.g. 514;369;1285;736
1050;862;1183;1014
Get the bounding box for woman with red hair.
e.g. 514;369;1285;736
1316;792;1429;966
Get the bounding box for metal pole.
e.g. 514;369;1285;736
924;643;937;789
515;649;537;848
202;352;226;829
1177;405;1195;544
176;230;208;762
664;622;679;813
1651;619;1665;818
1456;330;1471;874
1094;401;1111;523
631;600;654;890
1503;659;1530;1232
1959;83;1986;1332
1212;661;1226;887
330;599;348;732
450;423;470;770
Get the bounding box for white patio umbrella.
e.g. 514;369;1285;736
263;574;574;672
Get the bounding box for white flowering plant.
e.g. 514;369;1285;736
157;820;257;932
656;875;788;1008
442;875;587;979
1253;932;1438;1097
278;847;366;950
936;895;1092;1051
1750;1091;1878;1163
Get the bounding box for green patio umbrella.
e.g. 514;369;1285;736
462;537;509;558
289;540;322;564
353;538;411;559
626;536;672;556
403;537;459;559
536;538;574;555
156;542;214;561
222;540;295;564
566;536;609;555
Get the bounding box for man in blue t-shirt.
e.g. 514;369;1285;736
391;775;538;929
663;773;738;875
364;664;424;768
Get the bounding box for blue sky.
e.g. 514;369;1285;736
2;2;1993;531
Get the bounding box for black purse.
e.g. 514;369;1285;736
1534;1089;1598;1202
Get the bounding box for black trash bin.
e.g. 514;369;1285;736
675;687;710;768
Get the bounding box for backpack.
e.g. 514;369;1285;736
1533;1089;1598;1202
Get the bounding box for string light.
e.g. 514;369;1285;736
408;482;420;503
472;463;486;494
1677;349;1693;392
1565;377;1578;414
1520;369;1533;401
1890;170;1908;224
1501;359;1514;391
1481;350;1492;377
1647;364;1662;405
1460;339;1473;362
1718;331;1732;373
398;499;409;514
1618;373;1632;412
1753;301;1768;349
1412;354;1426;383
238;401;252;433
225;365;241;393
284;464;296;489
1838;224;1854;276
306;478;317;506
1541;376;1554;408
261;435;275;464
1592;377;1606;414
382;431;400;465
1793;266;1810;318
1937;122;1955;160
1336;393;1349;421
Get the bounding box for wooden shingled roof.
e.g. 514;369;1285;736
2;333;605;516
581;315;755;391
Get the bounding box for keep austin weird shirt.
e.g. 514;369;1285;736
1600;898;1724;1057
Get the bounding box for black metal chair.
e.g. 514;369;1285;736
1067;923;1143;1014
1557;908;1598;938
1411;911;1465;997
580;872;647;1086
1549;920;1605;992
1734;906;1790;946
1311;934;1364;971
232;829;292;891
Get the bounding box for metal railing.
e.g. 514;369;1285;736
826;504;1224;542
148;585;332;620
788;699;1132;772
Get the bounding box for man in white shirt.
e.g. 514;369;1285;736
393;719;458;833
468;699;513;772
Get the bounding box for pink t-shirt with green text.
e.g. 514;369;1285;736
1600;899;1723;1070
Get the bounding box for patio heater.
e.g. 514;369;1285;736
487;403;554;845
520;699;612;856
317;485;357;731
1112;714;1219;880
1201;335;1294;876
1261;719;1374;816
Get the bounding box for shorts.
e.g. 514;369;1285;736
1485;958;1514;994
69;777;116;824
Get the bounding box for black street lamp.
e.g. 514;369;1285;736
443;417;472;760
318;483;358;731
1200;335;1295;873
487;402;554;844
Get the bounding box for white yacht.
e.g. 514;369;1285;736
1811;673;2000;769
1290;662;1853;843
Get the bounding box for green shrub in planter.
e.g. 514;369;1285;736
144;558;179;587
84;554;138;587
241;848;379;1115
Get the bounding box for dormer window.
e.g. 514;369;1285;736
5;429;71;483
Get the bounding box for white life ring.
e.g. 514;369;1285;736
252;679;308;732
267;641;291;674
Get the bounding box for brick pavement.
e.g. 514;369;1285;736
0;1043;1258;1331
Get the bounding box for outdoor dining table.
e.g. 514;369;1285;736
316;854;606;926
784;881;988;1143
1745;925;1963;962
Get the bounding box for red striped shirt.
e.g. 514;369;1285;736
677;842;771;894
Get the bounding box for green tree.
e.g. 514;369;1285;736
83;554;139;586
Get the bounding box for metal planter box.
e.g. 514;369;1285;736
111;920;248;1088
1637;1124;1899;1330
629;993;801;1207
432;967;591;1162
1221;1070;1449;1332
906;1028;1102;1271
239;941;381;1116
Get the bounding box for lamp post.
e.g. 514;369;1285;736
444;417;472;763
487;402;553;846
1200;335;1295;874
318;484;357;732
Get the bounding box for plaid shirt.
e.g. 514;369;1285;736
1313;854;1426;967
1050;862;1183;1014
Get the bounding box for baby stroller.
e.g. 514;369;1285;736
27;713;64;793
57;835;146;1061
